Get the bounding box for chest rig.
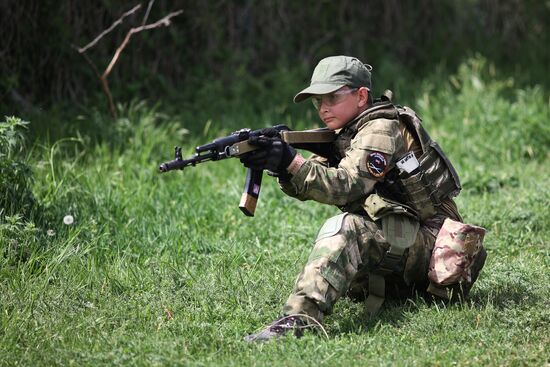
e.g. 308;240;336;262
334;96;461;222
382;106;462;221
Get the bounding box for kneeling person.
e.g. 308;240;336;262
241;56;487;342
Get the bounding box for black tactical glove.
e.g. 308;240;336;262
239;128;296;173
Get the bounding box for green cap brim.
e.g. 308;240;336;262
293;83;346;103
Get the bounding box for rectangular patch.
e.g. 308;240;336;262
396;152;420;173
320;263;347;292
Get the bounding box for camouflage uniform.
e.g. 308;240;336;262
278;100;463;321
244;57;485;342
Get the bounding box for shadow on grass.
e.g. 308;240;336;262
326;276;543;336
469;280;542;309
326;291;424;336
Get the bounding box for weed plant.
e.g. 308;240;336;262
1;58;548;366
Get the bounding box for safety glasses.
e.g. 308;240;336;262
311;88;358;110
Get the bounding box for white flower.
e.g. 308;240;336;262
63;215;74;225
47;229;56;236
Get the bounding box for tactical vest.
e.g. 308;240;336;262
336;97;461;221
384;106;461;220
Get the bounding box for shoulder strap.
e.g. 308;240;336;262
397;106;433;154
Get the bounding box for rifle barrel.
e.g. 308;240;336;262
159;151;219;172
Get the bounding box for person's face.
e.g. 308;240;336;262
313;87;369;130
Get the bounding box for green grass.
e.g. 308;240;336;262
1;59;549;366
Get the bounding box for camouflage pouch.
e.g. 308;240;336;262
427;218;487;299
363;193;417;221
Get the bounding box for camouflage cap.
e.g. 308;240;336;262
294;56;372;103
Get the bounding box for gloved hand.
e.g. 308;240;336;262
239;128;296;173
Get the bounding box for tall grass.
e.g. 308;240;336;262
1;58;548;366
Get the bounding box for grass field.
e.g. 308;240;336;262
1;59;549;366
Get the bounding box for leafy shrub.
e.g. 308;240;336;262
0;213;40;263
0;116;39;220
0;116;45;264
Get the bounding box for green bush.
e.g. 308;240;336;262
0;116;38;220
0;116;45;265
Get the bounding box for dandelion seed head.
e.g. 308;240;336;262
63;215;74;225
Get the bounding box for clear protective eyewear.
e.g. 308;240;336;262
311;88;358;110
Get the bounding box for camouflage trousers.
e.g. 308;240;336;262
283;212;437;322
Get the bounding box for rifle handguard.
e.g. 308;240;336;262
158;126;336;216
281;129;335;144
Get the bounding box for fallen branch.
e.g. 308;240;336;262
74;2;183;118
77;4;142;54
103;9;183;80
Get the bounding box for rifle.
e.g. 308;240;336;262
159;124;335;216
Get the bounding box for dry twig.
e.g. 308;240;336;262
77;4;142;54
74;2;182;118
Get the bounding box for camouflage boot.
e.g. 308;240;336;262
244;316;307;342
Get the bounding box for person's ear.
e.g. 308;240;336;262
357;87;369;108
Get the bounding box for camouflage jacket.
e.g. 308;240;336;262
279;100;461;224
280;101;407;210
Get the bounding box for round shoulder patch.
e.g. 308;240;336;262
366;152;387;178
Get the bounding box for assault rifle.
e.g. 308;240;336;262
159;124;335;216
